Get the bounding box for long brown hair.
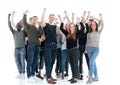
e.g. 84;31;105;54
66;23;76;40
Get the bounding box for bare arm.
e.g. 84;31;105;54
71;12;75;23
41;8;46;27
58;15;66;23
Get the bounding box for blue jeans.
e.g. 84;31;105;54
14;46;25;74
61;49;67;72
87;46;99;77
27;43;40;78
44;43;57;79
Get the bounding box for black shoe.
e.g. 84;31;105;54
68;78;73;81
78;73;83;80
36;75;44;80
80;75;83;80
43;74;46;77
56;73;60;78
70;78;77;83
64;73;68;77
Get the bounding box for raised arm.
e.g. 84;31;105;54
11;11;16;29
8;13;15;33
81;11;87;23
90;15;101;27
58;15;68;36
23;10;30;29
71;12;75;23
40;8;47;27
86;11;91;22
99;13;104;33
64;10;71;23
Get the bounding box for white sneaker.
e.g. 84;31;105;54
27;77;37;83
32;76;41;81
86;77;93;84
93;77;99;81
21;74;25;79
15;74;22;79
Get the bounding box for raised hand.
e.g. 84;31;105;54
76;17;80;23
64;10;67;14
24;10;29;14
43;8;47;12
8;13;11;19
12;11;15;16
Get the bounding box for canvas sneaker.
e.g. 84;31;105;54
15;74;22;79
86;77;93;84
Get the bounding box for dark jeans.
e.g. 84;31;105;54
67;47;79;78
36;47;45;73
25;44;28;62
55;48;61;74
39;47;44;70
27;43;40;78
79;44;89;74
65;57;69;74
44;43;57;79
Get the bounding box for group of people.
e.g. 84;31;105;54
8;8;104;84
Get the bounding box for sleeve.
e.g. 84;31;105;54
99;21;104;34
60;23;68;36
85;23;90;33
11;15;16;29
23;14;30;30
79;22;85;31
8;14;15;34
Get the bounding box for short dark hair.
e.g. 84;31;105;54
16;22;22;29
33;16;38;19
89;19;94;21
49;14;55;17
29;17;32;20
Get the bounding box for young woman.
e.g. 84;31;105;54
58;15;84;83
86;13;104;84
60;22;70;79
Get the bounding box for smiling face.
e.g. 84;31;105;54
30;16;38;25
49;14;55;24
90;21;98;31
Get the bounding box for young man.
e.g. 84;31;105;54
41;8;57;84
8;12;26;79
23;10;43;82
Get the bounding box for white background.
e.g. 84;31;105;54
0;0;120;85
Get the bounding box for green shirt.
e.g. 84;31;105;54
23;14;43;45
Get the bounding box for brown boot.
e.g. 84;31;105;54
61;72;64;79
47;78;56;84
